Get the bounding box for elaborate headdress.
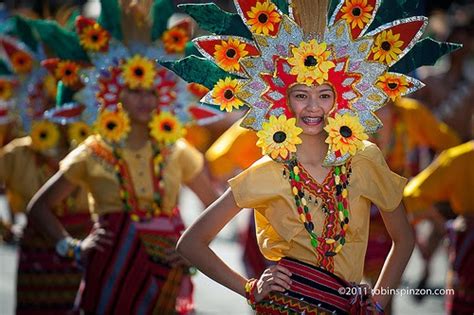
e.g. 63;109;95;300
29;0;224;146
163;0;460;166
0;15;91;151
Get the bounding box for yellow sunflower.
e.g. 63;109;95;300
256;115;303;160
55;61;80;87
376;73;410;101
162;27;189;53
148;111;185;145
30;120;60;151
121;55;157;90
95;108;131;143
213;38;249;72
79;23;109;51
340;0;374;30
0;80;13;100
247;0;281;35
288;39;336;85
11;51;33;74
68;121;92;146
371;30;404;64
212;77;244;112
324;112;368;156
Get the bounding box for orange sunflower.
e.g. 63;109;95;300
246;0;281;36
10;51;33;74
162;27;189;53
371;30;404;64
121;55;157;89
79;23;110;51
340;0;374;30
55;61;80;86
212;77;244;112
213;38;249;72
376;73;410;101
0;80;14;100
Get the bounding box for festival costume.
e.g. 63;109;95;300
25;0;220;313
165;0;459;312
404;141;474;314
0;15;92;313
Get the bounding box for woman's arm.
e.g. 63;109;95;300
27;171;79;242
373;201;415;307
28;171;113;254
176;188;248;296
186;168;220;207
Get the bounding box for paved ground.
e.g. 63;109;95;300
0;189;448;314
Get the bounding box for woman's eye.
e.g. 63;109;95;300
295;93;307;99
320;94;332;99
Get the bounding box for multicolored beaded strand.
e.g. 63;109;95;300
285;159;351;264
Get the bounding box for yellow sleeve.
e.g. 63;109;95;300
228;157;279;209
59;143;90;188
178;140;204;184
354;142;407;212
403;151;453;213
400;98;461;150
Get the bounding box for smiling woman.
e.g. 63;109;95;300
163;0;459;313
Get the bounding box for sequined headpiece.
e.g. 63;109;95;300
163;0;460;165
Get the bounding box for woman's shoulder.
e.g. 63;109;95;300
351;140;385;165
246;155;281;172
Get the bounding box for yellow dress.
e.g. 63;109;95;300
0;136;88;214
403;141;474;215
59;135;204;215
0;136;91;312
229;141;406;283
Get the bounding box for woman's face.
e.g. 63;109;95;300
120;88;158;124
288;83;335;135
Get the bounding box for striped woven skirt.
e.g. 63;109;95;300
16;212;92;315
256;257;376;315
77;210;193;315
446;215;474;314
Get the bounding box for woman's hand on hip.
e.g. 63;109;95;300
254;265;292;302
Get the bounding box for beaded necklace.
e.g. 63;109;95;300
88;139;166;221
284;159;351;270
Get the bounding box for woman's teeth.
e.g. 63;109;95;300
302;116;322;125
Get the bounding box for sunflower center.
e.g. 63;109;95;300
352;7;362;16
162;122;173;132
226;48;236;58
106;122;117;130
65;69;73;76
304;55;318;67
381;41;391;51
91;34;99;42
258;13;268;24
340;126;352;138
134;67;144;77
80;129;87;137
39;131;48;139
273;131;287;143
18;58;25;65
173;36;180;43
387;82;398;90
224;89;234;100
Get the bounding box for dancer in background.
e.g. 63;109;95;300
28;0;219;313
0;16;92;313
404;140;474;314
